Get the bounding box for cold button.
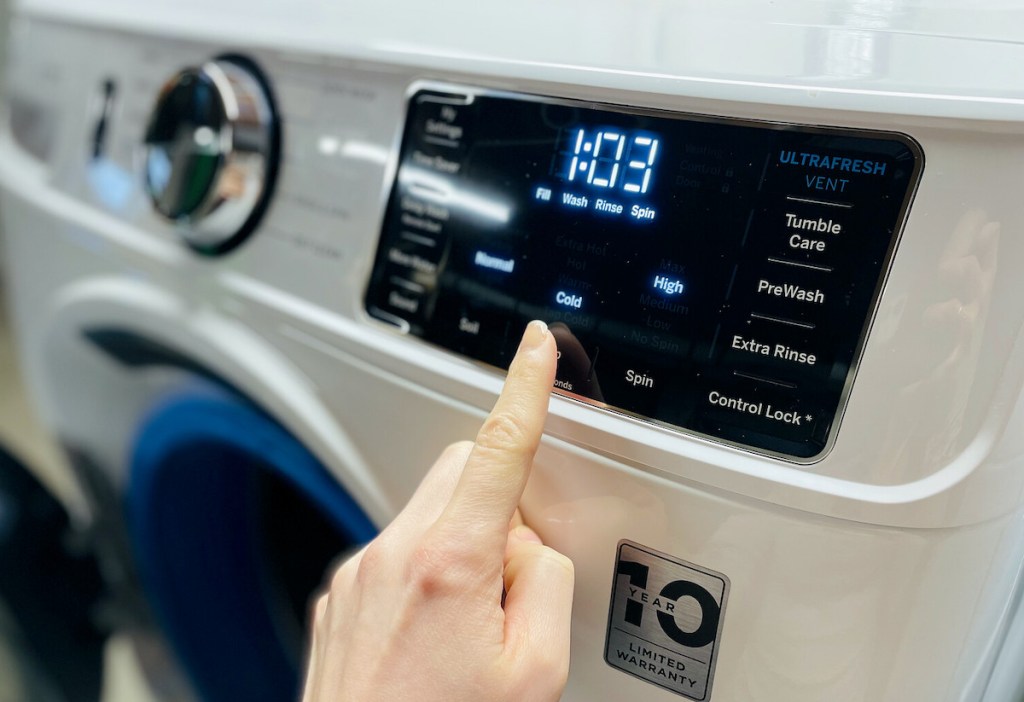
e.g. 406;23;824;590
555;290;583;309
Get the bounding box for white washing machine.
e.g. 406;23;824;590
2;1;1024;701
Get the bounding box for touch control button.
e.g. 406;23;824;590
707;390;811;428
738;263;836;329
697;374;825;454
411;92;474;153
593;350;678;419
386;243;441;277
428;294;511;367
760;207;850;269
727;332;820;370
458;317;481;335
624;368;657;390
549;323;600;400
755;277;826;305
385;286;425;316
555;290;584;309
409;149;462;176
784;212;843;237
786;231;829;255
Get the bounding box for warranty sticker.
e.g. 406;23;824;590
605;540;730;700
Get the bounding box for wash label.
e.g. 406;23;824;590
605;540;730;700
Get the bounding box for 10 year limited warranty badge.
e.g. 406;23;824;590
605;540;730;700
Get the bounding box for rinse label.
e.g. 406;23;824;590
605;540;730;700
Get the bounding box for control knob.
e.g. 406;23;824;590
142;57;279;253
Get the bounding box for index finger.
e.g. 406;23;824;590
437;320;557;552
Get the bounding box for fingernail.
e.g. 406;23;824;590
513;524;544;544
520;320;549;350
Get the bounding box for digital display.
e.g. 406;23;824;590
562;128;660;194
365;86;922;460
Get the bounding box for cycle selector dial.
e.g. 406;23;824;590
142;57;279;253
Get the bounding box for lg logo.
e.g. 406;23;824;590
616;559;722;649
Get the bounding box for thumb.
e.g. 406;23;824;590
502;525;575;681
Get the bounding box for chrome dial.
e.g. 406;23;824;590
143;57;278;253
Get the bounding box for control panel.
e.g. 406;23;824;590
366;85;922;460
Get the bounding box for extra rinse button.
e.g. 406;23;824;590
719;320;829;386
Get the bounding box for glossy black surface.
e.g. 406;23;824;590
366;88;922;459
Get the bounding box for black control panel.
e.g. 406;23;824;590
365;86;922;460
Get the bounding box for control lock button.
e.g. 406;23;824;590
695;373;828;454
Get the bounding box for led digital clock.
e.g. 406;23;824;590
562;128;660;194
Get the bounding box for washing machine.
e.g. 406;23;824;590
2;1;1024;701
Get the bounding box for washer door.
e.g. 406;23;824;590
127;384;376;702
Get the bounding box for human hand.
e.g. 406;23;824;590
302;320;575;702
